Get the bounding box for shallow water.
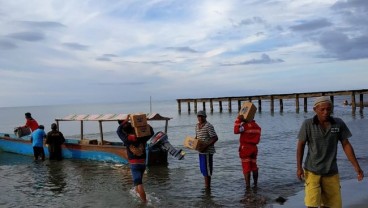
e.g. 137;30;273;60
0;98;367;207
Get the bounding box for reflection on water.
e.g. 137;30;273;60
46;161;67;194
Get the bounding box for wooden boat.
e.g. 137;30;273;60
0;113;178;165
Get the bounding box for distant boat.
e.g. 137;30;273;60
0;113;184;165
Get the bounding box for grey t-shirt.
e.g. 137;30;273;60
298;116;352;175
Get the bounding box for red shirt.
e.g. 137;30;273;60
25;119;39;131
234;119;261;145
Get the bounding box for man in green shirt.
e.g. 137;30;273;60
296;96;364;208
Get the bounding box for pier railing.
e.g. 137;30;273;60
176;89;368;113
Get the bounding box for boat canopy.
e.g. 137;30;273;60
55;112;171;122
54;113;172;143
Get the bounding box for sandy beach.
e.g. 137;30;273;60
272;178;368;208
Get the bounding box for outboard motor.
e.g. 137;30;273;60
148;131;185;160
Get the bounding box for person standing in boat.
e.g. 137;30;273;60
234;114;261;190
195;110;218;189
46;123;66;161
116;116;154;203
23;112;39;132
31;125;46;161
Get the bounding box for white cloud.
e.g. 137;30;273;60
0;0;367;107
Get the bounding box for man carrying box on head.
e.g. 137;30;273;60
234;102;261;190
116;115;154;203
195;110;218;190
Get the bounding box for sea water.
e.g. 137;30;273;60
0;97;367;208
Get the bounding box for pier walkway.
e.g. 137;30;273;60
176;89;368;113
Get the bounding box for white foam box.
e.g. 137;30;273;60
134;125;151;138
130;113;147;127
239;102;257;121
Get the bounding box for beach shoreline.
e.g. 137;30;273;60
272;178;368;207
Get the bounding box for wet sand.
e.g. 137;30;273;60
272;178;368;207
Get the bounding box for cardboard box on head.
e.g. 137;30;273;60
130;113;147;127
239;102;257;122
134;125;151;138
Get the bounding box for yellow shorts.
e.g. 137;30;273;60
304;170;342;208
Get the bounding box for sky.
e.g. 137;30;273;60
0;0;367;107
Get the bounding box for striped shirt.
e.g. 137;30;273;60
196;122;217;154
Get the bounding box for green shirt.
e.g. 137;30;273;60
298;116;352;175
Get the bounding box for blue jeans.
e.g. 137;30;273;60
130;164;146;186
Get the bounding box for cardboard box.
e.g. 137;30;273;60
239;102;257;121
130;114;147;127
134;125;151;138
183;136;200;150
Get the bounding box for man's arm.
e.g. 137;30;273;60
296;140;306;181
341;139;364;181
198;135;218;152
116;125;128;144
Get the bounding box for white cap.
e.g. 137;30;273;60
313;96;331;107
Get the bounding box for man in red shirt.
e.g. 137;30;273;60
24;112;39;132
234;114;261;190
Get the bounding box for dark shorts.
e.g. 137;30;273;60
130;164;146;186
33;146;45;160
199;153;213;177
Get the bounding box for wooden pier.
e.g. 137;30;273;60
176;89;368;113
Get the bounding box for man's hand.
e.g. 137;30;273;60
297;168;304;181
357;169;364;181
197;141;208;152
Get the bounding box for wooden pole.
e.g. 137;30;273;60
351;92;356;112
187;102;191;112
303;97;307;112
219;101;223;113
80;121;84;140
210;99;214;112
228;98;232;112
99;121;104;144
330;96;334;113
359;94;364;111
238;100;241;112
270;96;274;112
280;99;284;112
202;102;206;111
295;94;300;113
258;99;262;112
177;100;181;114
194;100;197;113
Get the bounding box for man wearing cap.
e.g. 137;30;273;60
31;125;46;161
297;96;364;208
195;110;218;189
46;123;66;161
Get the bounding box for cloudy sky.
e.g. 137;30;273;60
0;0;367;107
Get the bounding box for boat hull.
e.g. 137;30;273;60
0;134;129;164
